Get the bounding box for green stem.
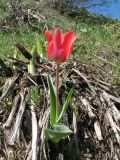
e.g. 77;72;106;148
56;64;59;121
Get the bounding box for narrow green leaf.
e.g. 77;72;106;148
44;124;73;143
48;75;56;127
56;88;74;123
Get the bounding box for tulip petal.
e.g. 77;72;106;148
63;32;77;59
65;45;73;60
48;41;65;63
45;28;76;64
63;32;77;48
47;41;54;58
53;48;65;63
53;28;62;48
45;30;52;43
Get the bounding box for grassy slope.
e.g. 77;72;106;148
0;0;120;83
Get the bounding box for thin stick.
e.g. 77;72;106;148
56;64;59;120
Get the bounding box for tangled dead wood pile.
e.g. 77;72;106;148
0;55;120;160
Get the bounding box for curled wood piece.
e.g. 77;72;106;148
31;105;38;160
73;112;79;153
114;153;119;160
5;88;27;146
4;94;21;129
10;89;27;145
26;150;32;160
106;110;120;145
81;98;103;140
80;98;96;119
94;121;103;141
102;91;120;104
38;108;50;160
102;91;120;145
102;91;120;127
73;111;77;134
38;107;50;142
58;153;64;160
107;94;120;104
26;108;50;160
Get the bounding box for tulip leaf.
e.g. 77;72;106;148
48;75;56;127
56;88;74;123
44;124;73;143
28;60;36;75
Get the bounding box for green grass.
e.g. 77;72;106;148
0;31;35;57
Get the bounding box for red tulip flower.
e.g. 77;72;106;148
45;28;77;123
45;28;77;64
